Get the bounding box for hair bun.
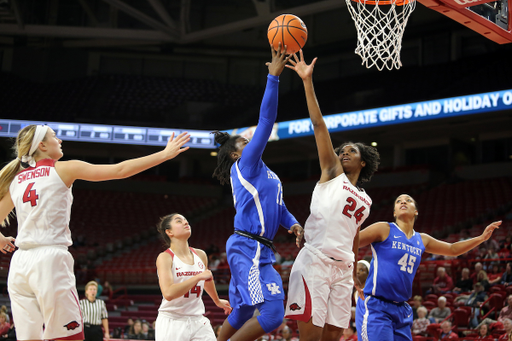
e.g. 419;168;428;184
212;131;230;146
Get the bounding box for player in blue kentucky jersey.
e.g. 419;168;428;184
212;43;304;341
356;194;501;341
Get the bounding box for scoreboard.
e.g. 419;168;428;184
0;119;216;149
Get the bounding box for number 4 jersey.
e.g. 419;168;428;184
158;248;207;316
304;173;371;262
9;159;73;249
364;222;425;302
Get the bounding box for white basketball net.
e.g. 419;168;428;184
345;0;416;70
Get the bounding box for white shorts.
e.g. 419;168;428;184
155;312;216;341
285;243;354;329
8;246;84;341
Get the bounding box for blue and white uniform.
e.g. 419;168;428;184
226;74;299;333
356;222;425;341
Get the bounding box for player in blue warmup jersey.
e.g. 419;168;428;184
356;194;501;341
212;43;304;341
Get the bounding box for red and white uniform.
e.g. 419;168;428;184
156;248;215;341
7;159;83;340
285;173;372;328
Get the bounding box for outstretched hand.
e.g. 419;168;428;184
266;43;292;77
481;220;501;241
0;236;15;254
216;299;233;315
164;132;191;160
285;50;317;81
289;224;304;248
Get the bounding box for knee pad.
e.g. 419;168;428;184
227;304;255;330
256;300;285;333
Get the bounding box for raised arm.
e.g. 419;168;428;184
422;220;501;257
240;44;290;169
287;51;342;180
196;249;232;315
56;132;190;187
359;221;390;248
156;251;212;301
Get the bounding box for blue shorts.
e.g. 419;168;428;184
356;296;413;341
226;234;285;309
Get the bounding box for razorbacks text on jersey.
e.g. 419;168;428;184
364;222;425;302
9;159;73;249
304;173;372;262
158;248;207;316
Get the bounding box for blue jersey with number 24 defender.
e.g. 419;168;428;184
363;222;425;302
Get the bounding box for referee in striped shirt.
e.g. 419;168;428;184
79;281;109;341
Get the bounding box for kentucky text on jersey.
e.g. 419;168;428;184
392;241;423;256
17;167;51;183
267;170;279;180
343;185;371;207
176;271;203;277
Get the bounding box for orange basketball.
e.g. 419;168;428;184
267;14;308;55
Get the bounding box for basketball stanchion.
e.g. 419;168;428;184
345;0;417;70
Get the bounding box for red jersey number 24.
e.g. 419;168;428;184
23;182;39;207
342;197;365;224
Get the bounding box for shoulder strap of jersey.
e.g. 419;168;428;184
165;249;174;259
189;247;198;256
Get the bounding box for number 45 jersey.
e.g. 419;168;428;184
304;173;372;263
364;222;425;302
9;159;73;249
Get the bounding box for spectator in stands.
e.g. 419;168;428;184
478;270;491;291
0;125;191;341
453;268;474;294
279;326;298;341
79;280;109;341
281;254;295;267
500;263;512;286
0;319;15;341
102;281;113;299
476;247;488;260
474;294;512;329
476;323;493;340
127;319;144;340
124;318;134;336
412;295;425;320
95;278;103;297
412;306;430;336
489;264;503;285
438;320;458;340
141;321;154;340
354;260;370;305
340;325;357;341
429;296;452;323
467;282;489;327
0;308;8;324
0;313;9;336
472;262;484;284
498;318;512;341
430;267;454;294
209;254;221;271
485;246;500;267
502;236;512;251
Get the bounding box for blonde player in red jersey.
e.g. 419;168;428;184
0;124;190;341
284;51;380;341
155;213;232;341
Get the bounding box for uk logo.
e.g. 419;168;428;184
64;321;80;330
266;283;281;295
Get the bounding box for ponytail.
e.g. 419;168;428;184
0;125;39;226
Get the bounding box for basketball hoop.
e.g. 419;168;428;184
345;0;417;70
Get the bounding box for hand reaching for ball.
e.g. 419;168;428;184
266;43;292;77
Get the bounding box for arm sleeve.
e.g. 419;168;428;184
279;201;299;230
239;74;279;169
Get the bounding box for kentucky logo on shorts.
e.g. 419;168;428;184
289;303;302;311
266;283;281;295
64;321;80;330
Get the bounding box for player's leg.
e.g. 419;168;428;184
8;250;45;341
34;247;84;341
393;303;414;341
297;319;323;341
321;269;353;341
356;296;394;341
228;299;284;341
155;314;191;341
217;304;256;341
